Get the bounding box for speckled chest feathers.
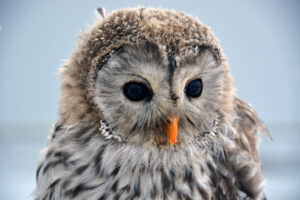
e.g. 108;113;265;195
34;7;269;200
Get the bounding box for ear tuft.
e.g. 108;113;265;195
96;7;106;19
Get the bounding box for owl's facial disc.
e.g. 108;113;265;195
94;42;223;147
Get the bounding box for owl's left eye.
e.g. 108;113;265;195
123;81;152;102
185;78;203;98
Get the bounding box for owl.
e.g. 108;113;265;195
34;7;269;200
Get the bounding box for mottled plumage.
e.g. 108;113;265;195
34;7;269;199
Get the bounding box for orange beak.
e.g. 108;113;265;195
163;116;180;146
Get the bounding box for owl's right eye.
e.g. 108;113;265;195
123;82;152;102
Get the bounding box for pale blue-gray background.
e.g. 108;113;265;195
0;0;299;199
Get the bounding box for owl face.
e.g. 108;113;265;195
93;42;224;147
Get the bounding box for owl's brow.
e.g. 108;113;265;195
128;73;148;81
126;73;152;87
94;46;125;77
179;44;221;66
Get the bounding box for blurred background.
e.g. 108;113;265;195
0;0;299;199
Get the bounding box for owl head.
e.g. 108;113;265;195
58;8;235;148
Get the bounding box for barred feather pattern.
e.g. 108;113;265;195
34;98;266;200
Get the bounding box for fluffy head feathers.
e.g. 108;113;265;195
58;7;234;126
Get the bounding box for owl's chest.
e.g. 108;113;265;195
42;141;229;199
99;163;213;200
78;144;218;200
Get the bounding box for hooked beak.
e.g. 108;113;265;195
163;116;180;146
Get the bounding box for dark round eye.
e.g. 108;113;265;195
185;79;203;98
123;82;151;101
